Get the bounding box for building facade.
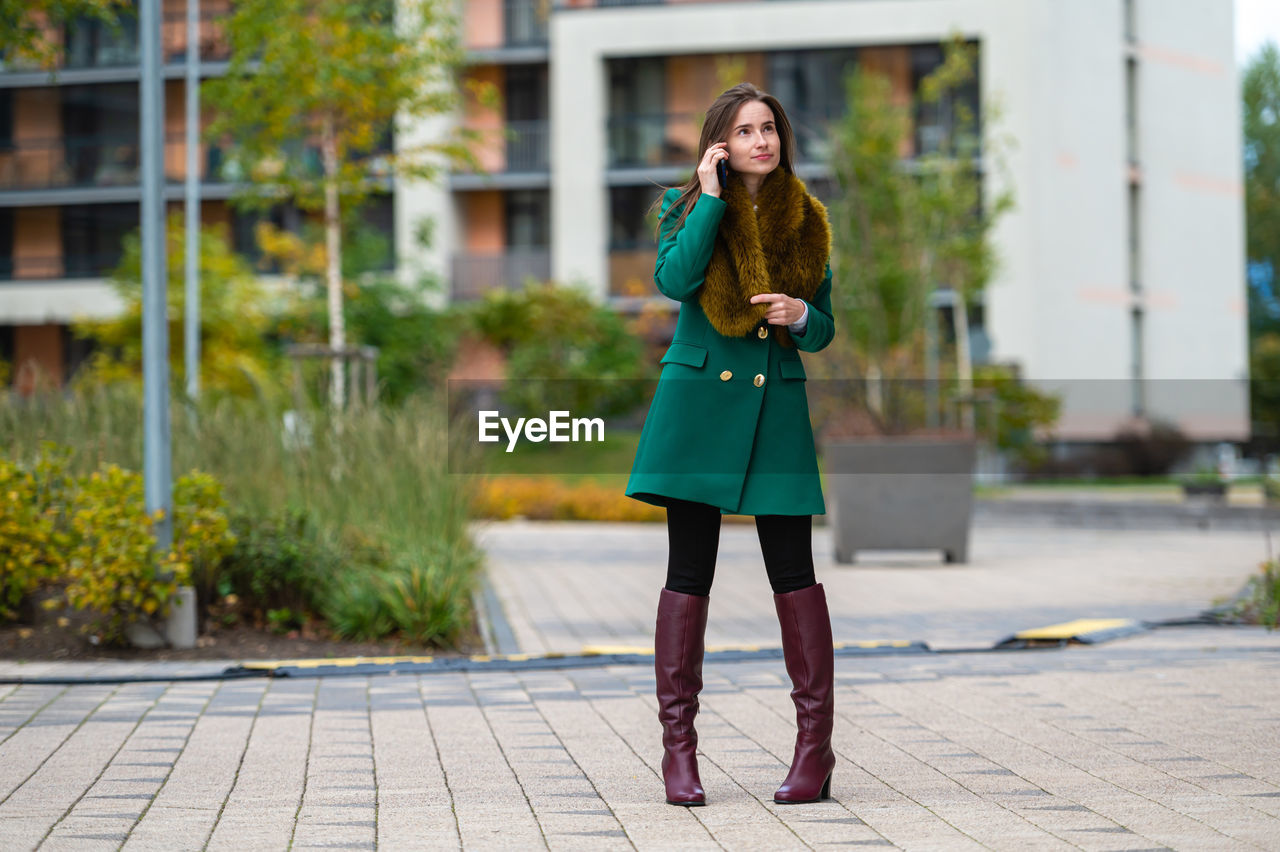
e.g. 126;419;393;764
0;0;1249;442
0;0;395;392
402;0;1248;441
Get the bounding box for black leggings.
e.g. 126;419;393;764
664;497;816;596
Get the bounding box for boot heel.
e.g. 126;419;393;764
820;773;832;800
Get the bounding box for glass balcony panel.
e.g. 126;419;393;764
504;0;548;46
0;134;237;191
607;112;696;169
451;249;550;300
161;4;233;63
63;15;140;69
505;120;549;172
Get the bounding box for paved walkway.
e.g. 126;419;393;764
1;520;1278;850
475;520;1273;652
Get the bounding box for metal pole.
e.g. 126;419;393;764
141;0;171;553
184;0;201;400
141;0;195;648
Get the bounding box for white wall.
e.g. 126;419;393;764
0;280;123;324
1134;0;1249;438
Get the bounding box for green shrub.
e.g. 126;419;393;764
215;508;338;620
469;282;647;419
215;508;394;626
1240;560;1280;630
0;454;65;621
1;442;237;644
2;389;481;649
63;465;183;644
172;471;237;605
376;547;477;646
321;569;396;641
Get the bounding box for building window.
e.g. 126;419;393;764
61;83;141;186
910;43;980;157
506;65;548;121
506;65;549;171
608;57;666;168
61;203;137;278
352;193;396;273
63;6;139;69
0;208;12;281
769;48;858;160
0;90;12;150
506;189;548;248
610;186;662;251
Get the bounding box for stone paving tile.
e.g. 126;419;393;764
365;676;459;850
0;644;1278;850
122;680;267;851
44;682;217;850
205;679;318;852
0;683;166;849
288;678;378;852
423;673;546;849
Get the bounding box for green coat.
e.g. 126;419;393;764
625;188;836;516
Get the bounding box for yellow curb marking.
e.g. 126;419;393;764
1014;618;1138;641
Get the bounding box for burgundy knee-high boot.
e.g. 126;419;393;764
654;588;709;806
773;583;836;803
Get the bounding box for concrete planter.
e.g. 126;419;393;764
823;437;977;564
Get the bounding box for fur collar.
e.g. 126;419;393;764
700;169;831;347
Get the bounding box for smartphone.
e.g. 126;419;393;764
716;158;728;189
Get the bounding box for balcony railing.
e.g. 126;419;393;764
51;5;232;71
451;249;550;300
0;252;124;282
505;120;550;172
505;0;549;46
607;113;696;169
0;133;233;192
457;120;549;175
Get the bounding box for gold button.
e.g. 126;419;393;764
757;326;769;339
753;373;765;387
720;370;732;381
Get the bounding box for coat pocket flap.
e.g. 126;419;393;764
660;342;708;369
779;359;807;380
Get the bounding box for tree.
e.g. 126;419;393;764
1245;42;1280;305
203;0;477;409
0;0;129;71
71;214;279;399
823;34;1015;434
1244;42;1280;438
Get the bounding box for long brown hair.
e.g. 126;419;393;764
653;82;798;240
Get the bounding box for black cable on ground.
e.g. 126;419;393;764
0;607;1263;686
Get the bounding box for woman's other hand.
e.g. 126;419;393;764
749;293;805;325
697;142;729;198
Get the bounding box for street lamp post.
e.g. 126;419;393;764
140;0;196;649
185;0;201;401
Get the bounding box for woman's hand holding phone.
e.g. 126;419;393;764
697;143;729;198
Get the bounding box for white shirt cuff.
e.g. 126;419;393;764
787;301;809;335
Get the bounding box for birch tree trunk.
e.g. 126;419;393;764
321;114;345;410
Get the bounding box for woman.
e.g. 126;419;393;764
625;83;836;807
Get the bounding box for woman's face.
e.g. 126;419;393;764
724;100;780;180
